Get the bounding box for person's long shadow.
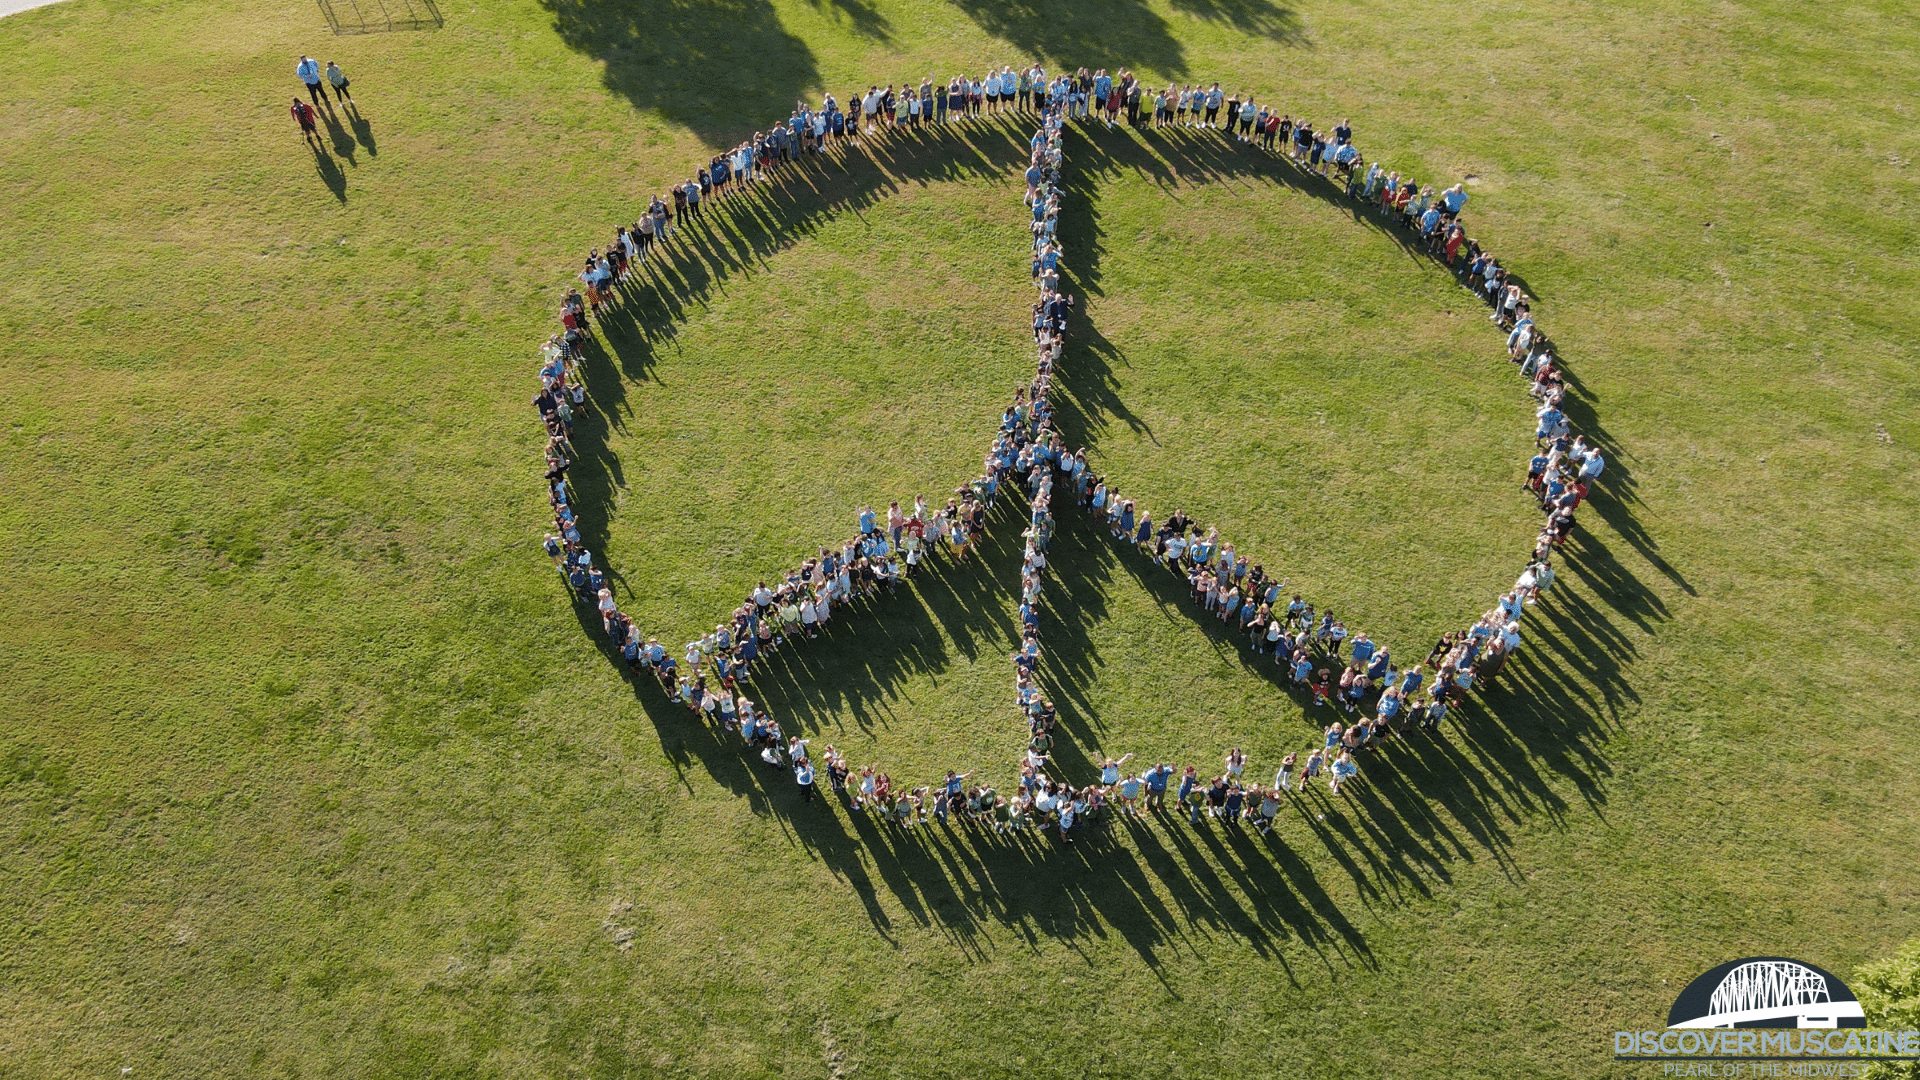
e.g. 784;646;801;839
553;113;1668;969
322;108;357;166
310;142;346;203
345;102;377;156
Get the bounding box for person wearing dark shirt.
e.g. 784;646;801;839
290;99;318;146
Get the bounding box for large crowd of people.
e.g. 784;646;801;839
530;63;1601;846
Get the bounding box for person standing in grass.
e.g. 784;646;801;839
1255;787;1282;834
296;55;325;107
1176;765;1200;824
290;98;319;146
325;60;352;105
650;193;670;245
1205;774;1230;820
1329;751;1358;795
1349;631;1376;673
1143;763;1172;812
824;747;848;801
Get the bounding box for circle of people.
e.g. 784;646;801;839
530;62;1602;846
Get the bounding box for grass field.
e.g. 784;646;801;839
1;0;1917;1076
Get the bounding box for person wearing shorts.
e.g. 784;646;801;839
1143;764;1172;811
290;97;318;145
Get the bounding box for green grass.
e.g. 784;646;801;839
1;0;1917;1076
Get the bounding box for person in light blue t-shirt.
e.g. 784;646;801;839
1350;634;1376;669
295;55;325;107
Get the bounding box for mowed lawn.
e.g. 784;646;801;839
1;0;1917;1076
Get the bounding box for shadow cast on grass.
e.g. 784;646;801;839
539;0;852;148
310;141;347;203
947;0;1308;77
554;115;1669;969
322;108;358;166
538;0;1308;148
1034;121;1672;889
347;105;377;157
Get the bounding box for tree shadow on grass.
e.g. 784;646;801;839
554;114;1671;970
540;0;865;148
947;0;1308;79
1166;0;1311;47
537;0;1309;145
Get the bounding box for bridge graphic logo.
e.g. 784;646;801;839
1668;957;1868;1030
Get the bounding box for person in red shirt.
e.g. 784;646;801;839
290;98;318;146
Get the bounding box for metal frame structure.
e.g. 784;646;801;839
317;0;442;35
